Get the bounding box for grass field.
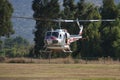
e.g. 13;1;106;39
0;63;120;80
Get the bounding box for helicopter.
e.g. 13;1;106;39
42;19;115;53
43;19;83;53
44;20;83;52
12;16;115;53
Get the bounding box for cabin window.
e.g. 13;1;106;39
52;32;59;37
46;32;51;37
59;34;62;39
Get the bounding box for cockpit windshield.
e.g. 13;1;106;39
46;32;51;37
52;32;59;37
46;32;59;37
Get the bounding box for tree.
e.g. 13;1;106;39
0;0;14;38
117;3;120;9
117;3;120;18
4;36;30;57
101;0;119;19
32;0;60;57
73;1;102;58
62;0;79;57
0;0;13;56
63;0;78;33
112;4;120;58
100;0;119;57
4;36;29;48
112;19;120;58
76;0;86;19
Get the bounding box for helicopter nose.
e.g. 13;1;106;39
50;36;56;40
50;36;58;44
52;40;58;44
45;39;52;45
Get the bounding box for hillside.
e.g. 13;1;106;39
9;0;35;43
9;0;120;43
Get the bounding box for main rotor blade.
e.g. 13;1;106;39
12;16;54;21
53;19;115;22
78;19;115;22
53;20;75;22
12;16;75;22
12;16;115;22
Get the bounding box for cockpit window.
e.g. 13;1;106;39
46;32;51;37
46;32;59;37
52;32;59;37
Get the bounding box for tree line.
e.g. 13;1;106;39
0;0;31;58
32;0;120;59
0;0;120;59
0;36;32;57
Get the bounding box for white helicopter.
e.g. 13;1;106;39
44;19;83;53
42;19;115;53
12;16;115;53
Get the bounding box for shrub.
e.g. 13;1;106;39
0;56;6;62
8;58;25;63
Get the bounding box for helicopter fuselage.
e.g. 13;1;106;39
44;29;71;51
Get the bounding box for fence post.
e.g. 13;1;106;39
103;57;105;64
85;57;88;64
48;52;51;64
31;57;32;63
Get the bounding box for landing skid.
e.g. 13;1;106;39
39;48;72;63
63;48;72;53
40;49;72;53
39;47;52;53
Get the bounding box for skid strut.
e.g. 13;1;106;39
40;49;52;63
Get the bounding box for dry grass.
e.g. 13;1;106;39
0;63;120;80
4;57;120;64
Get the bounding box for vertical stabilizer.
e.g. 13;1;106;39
79;25;83;35
76;19;83;35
